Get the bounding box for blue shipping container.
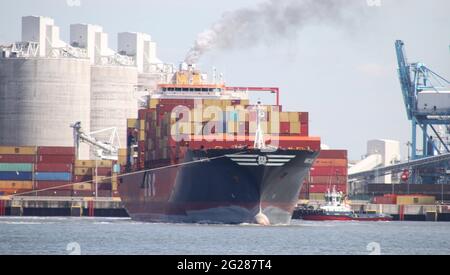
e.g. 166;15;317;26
0;171;33;181
113;164;120;173
34;172;72;182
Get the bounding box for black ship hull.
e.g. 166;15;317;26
119;148;319;225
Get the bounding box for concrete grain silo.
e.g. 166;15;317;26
90;65;138;148
70;24;139;152
0;16;91;159
0;58;91;158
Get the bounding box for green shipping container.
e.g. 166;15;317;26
0;163;34;172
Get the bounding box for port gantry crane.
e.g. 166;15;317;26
349;41;450;184
70;121;121;161
396;40;450;160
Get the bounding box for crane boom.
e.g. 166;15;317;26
71;122;120;160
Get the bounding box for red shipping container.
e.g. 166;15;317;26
279;140;321;151
0;155;36;163
318;150;347;159
308;184;347;193
37;155;75;164
280;122;290;134
310;166;347;176
35;181;73;191
308;176;347;185
37;146;75;156
300;124;309;136
138;109;153;120
95;167;112;177
35;163;72;172
299;112;309;123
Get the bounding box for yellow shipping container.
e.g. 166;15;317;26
139;130;146;141
111;175;118;191
73;183;92;191
118;156;127;166
118;148;127;156
290;122;301;134
148;98;160;108
192;73;202;85
204;99;222;107
0;181;33;189
74;168;93;176
288;112;299;122
397;195;435;205
280;112;289;122
0;146;37;155
75;160;113;168
269;121;280;134
221;100;232;107
127;119;138;129
176;72;188;84
93;176;110;184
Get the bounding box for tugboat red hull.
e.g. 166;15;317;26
302;214;392;221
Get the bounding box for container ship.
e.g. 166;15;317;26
118;64;321;225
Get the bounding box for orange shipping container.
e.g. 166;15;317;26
75;160;112;168
0;146;37;155
280;112;290;122
0;181;33;190
313;159;348;167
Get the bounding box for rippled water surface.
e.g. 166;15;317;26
1;217;449;255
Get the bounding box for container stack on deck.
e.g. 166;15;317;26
300;149;348;201
0;146;120;197
125;97;320;171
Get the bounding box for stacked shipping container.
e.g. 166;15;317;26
300;149;348;200
34;146;74;196
0;146;120;197
0;146;35;195
127;98;319;170
73;159;118;197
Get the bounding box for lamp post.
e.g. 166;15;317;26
308;168;314;200
406;141;412;161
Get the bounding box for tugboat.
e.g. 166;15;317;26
297;186;392;221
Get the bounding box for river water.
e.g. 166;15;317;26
0;217;449;255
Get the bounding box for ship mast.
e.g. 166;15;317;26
254;101;266;149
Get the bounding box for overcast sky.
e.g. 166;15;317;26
1;0;449;160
